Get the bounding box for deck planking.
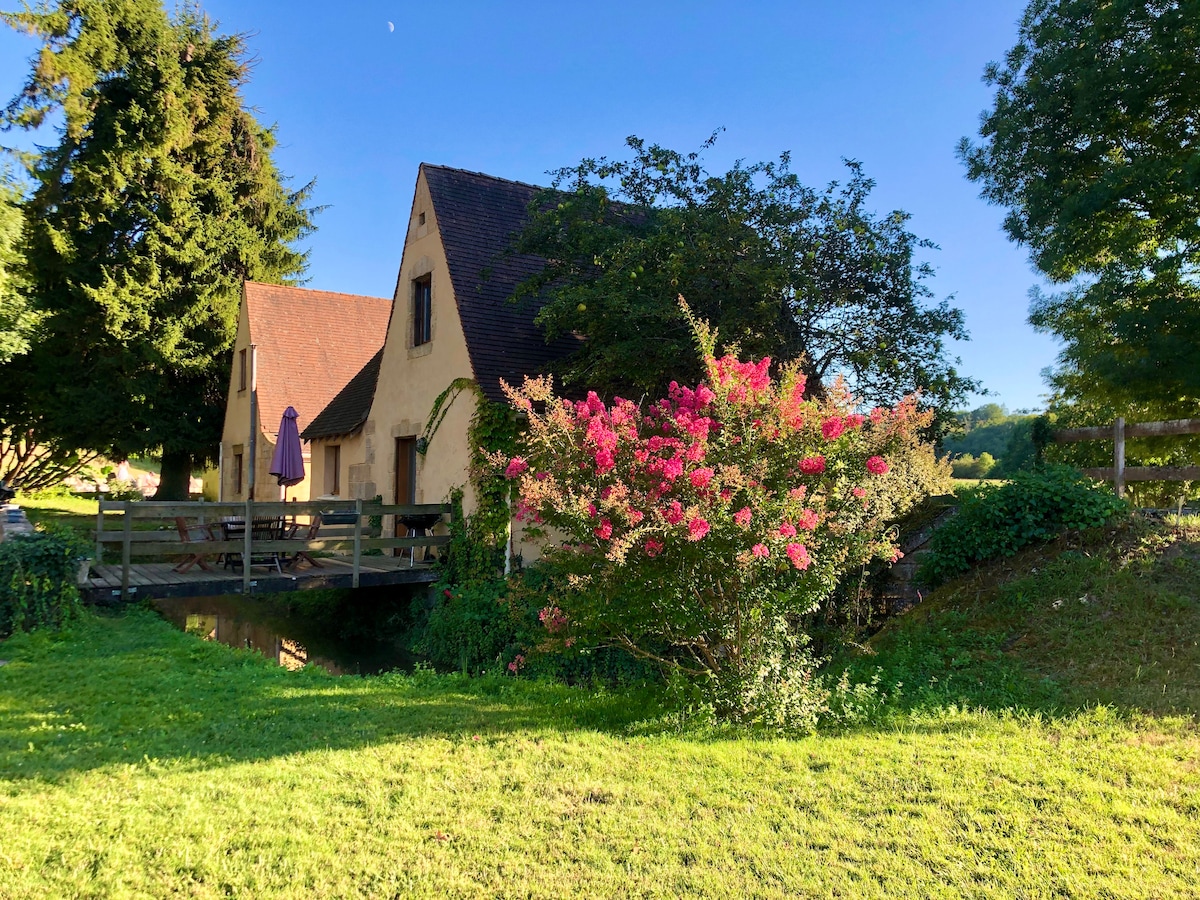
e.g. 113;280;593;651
81;555;438;603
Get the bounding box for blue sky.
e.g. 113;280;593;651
0;0;1060;412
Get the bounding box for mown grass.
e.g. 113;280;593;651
855;518;1200;717
16;493;105;533
1;521;1199;898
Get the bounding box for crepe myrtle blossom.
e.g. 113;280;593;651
798;455;826;475
492;300;933;720
866;456;890;475
786;543;812;570
687;517;711;541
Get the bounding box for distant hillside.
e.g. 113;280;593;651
941;403;1038;478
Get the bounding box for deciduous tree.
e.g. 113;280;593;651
960;0;1200;412
513;136;976;430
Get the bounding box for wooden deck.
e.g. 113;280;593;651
86;498;451;602
80;556;439;603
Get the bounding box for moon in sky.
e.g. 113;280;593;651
387;21;394;32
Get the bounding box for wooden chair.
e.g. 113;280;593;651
222;517;286;574
286;514;324;570
173;517;217;573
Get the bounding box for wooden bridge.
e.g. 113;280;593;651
83;499;451;604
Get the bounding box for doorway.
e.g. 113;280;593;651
394;437;417;555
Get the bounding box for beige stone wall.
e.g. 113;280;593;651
307;431;372;500
363;170;479;528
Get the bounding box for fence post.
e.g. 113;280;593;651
95;501;104;565
352;497;363;589
1114;416;1126;499
120;501;132;601
243;497;253;594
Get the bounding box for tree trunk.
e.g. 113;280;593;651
154;449;193;501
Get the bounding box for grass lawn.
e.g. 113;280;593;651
1;522;1199;898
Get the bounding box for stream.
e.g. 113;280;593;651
152;590;421;676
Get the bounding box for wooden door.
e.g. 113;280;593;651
394;437;417;555
395;437;416;507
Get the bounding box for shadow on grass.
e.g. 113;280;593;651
0;610;662;781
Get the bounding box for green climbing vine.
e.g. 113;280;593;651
421;378;523;583
419;378;478;456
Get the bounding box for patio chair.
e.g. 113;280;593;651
223;517;286;574
286;514;324;570
173;517;217;573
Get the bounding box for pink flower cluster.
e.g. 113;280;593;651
499;336;918;586
539;606;568;634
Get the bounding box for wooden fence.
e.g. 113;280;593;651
1051;417;1200;498
95;498;451;597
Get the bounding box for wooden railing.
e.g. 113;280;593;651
95;498;452;598
1052;417;1200;498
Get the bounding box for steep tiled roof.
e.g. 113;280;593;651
301;349;382;441
244;282;391;440
423;164;580;403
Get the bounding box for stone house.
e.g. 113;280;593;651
301;164;573;539
219;281;391;501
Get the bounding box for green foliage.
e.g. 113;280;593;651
438;489;500;585
0;167;34;366
423;381;521;581
919;465;1128;585
0;1;317;495
413;578;520;674
942;404;1039;477
950;452;996;479
466;397;521;547
960;0;1200;411
0;528;87;637
415;563;660;684
514;135;976;427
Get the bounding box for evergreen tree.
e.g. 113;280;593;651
1;0;316;497
0;167;31;366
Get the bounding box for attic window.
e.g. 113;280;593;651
418;211;426;226
413;276;432;346
238;349;247;392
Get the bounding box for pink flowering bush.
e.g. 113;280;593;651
495;303;942;727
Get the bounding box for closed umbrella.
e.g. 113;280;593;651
268;406;306;499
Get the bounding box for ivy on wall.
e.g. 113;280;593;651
420;379;522;583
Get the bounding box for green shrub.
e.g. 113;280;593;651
0;528;88;637
950;452;996;479
918;465;1127;586
415;578;521;674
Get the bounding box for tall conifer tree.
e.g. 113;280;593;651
2;0;316;497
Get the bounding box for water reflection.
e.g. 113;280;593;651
155;594;417;676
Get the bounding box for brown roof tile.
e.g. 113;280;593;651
423;165;580;403
243;281;392;440
301;349;383;441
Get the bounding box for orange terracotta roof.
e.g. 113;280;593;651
243;281;392;441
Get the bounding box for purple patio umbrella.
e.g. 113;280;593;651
268;406;306;499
